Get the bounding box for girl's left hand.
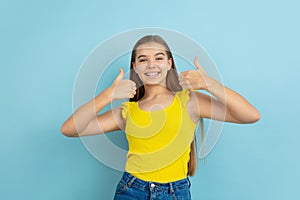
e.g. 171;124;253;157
179;56;209;91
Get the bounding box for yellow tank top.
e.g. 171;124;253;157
121;89;197;183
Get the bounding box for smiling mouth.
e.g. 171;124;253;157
144;72;161;76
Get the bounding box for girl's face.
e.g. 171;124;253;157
132;42;172;86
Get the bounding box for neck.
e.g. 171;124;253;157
143;84;172;99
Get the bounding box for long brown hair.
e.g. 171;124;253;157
129;35;204;176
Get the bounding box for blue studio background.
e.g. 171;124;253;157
1;0;299;199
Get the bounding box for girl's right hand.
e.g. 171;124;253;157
110;68;136;100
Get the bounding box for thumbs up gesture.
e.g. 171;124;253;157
110;68;137;100
179;57;210;91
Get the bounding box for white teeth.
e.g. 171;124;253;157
145;72;160;76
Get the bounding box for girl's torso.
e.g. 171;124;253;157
121;89;198;182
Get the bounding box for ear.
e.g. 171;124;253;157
167;58;172;70
132;62;137;73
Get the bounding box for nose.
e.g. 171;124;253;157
147;64;156;69
147;59;157;68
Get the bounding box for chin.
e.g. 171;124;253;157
144;82;160;85
143;82;166;87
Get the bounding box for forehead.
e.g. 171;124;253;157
135;42;167;55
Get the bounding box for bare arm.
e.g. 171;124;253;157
180;57;260;124
189;84;260;123
60;68;136;137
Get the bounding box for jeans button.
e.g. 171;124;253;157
150;183;155;188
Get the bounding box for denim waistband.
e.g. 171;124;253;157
120;171;191;193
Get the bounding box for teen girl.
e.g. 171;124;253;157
61;35;260;199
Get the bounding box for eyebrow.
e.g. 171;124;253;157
137;52;166;60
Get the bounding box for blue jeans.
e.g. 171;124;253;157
113;171;192;200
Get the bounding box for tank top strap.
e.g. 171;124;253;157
121;101;130;120
175;89;191;106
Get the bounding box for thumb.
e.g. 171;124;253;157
114;68;124;83
194;56;206;75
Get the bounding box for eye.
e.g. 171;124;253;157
156;57;164;60
138;59;147;62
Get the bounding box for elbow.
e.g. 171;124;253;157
60;126;78;138
250;112;260;123
235;110;261;124
245;111;261;124
252;109;261;123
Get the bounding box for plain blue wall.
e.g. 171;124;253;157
1;0;299;199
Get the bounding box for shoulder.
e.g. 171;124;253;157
175;89;191;104
121;101;136;109
121;101;136;120
186;90;212;118
176;89;208;104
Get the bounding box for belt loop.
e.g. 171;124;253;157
127;176;136;187
187;177;191;187
169;182;174;194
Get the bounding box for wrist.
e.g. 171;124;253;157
204;76;221;92
96;87;114;103
104;86;114;102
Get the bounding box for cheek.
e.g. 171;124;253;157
134;67;144;74
161;64;169;72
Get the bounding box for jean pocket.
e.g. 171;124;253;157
174;187;191;200
115;182;127;194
